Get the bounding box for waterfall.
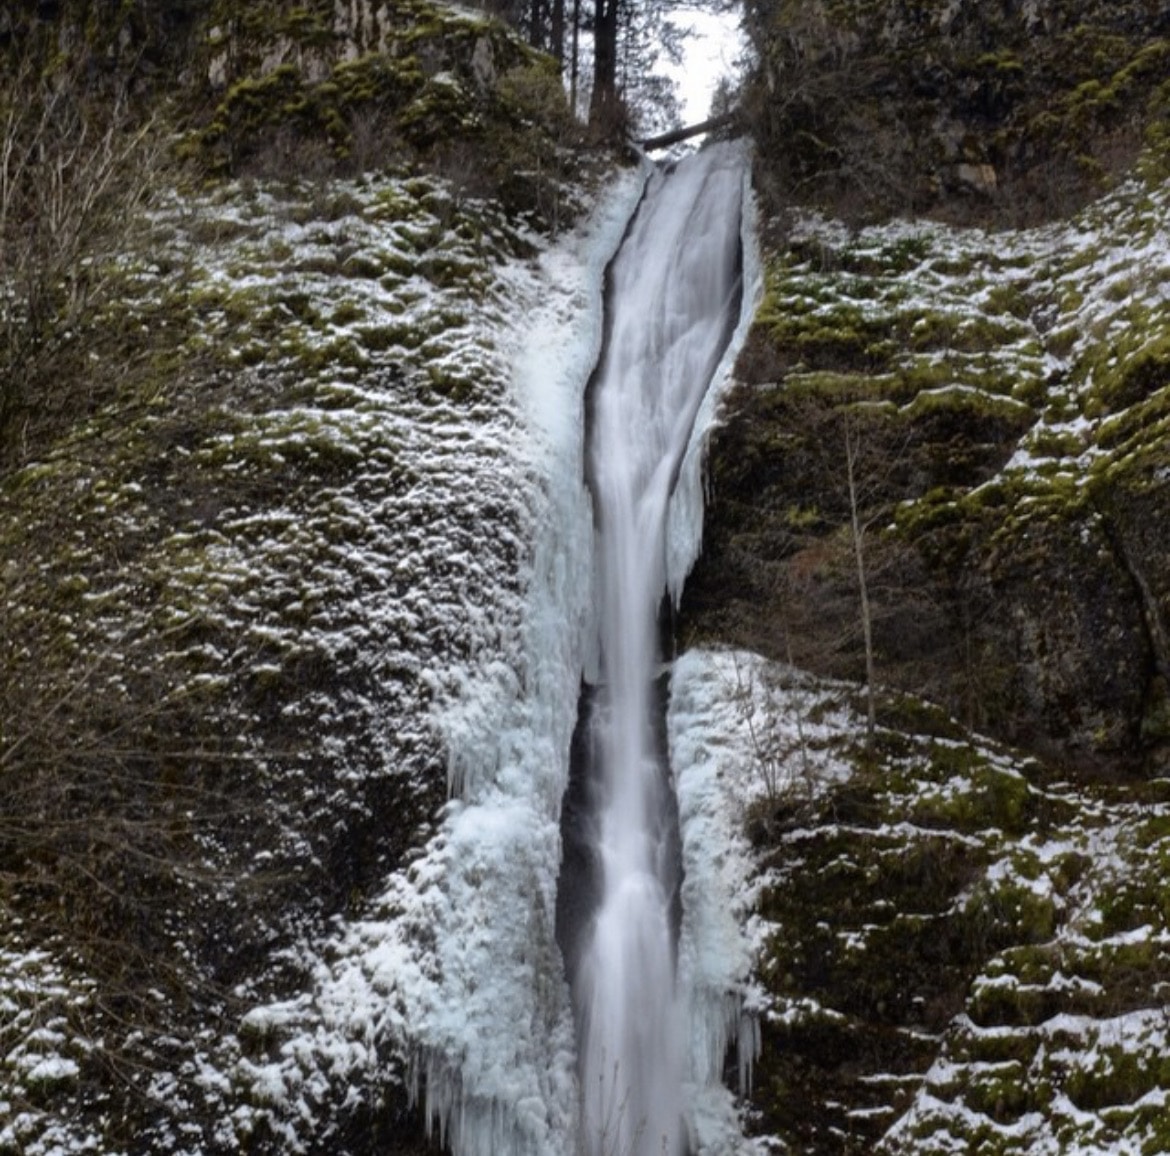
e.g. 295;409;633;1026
566;142;746;1156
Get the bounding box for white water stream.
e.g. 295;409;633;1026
574;142;745;1156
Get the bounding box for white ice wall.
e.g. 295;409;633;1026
412;163;653;1156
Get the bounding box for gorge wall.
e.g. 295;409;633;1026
741;0;1170;224
3;2;1170;1155
686;0;1170;773
675;2;1170;1151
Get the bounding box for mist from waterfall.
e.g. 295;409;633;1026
572;142;745;1156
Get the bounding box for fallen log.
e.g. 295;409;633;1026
639;110;740;152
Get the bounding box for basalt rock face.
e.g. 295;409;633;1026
678;6;1170;1153
741;0;1170;223
193;0;572;209
0;5;587;1154
737;684;1170;1156
683;83;1170;769
2;0;577;222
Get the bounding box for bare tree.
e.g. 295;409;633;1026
713;389;927;740
843;409;877;741
730;651;817;807
0;53;167;465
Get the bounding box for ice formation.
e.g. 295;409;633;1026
568;141;751;1156
217;145;764;1156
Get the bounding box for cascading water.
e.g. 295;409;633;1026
565;142;745;1156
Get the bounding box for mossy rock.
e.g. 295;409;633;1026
1092;333;1170;415
748;696;1170;1154
745;713;1121;1153
743;0;1170;223
185;0;587;231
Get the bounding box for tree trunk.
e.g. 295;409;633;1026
640;111;740;151
528;0;546;51
550;0;565;63
845;412;877;744
590;0;620;129
569;0;581;116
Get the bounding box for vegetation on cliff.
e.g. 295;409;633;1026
685;651;1170;1155
669;3;1170;1152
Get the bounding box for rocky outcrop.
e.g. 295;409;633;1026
665;645;1170;1155
190;0;579;226
738;683;1170;1156
742;0;1170;222
683;166;1170;768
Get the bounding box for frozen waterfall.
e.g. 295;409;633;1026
231;140;760;1156
562;143;746;1156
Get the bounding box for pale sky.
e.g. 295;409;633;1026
668;6;746;125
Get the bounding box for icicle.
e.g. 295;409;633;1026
738;1008;761;1096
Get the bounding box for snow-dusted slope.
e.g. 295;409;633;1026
678;154;1170;1155
668;643;1170;1156
0;167;620;1155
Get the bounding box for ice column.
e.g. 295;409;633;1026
572;142;745;1156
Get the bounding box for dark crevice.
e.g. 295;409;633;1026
1095;501;1169;758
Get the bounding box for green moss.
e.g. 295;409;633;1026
783;503;822;531
963;875;1058;953
892;485;968;558
330;301;365;326
336;51;426;118
204;64;312;146
972;51;1025;75
832;233;933;276
950;1023;1041;1068
912;760;1031;835
901;387;1031;423
297;336;368;373
929;254;978;277
356;323;417;352
1065;1045;1170;1112
1092;333;1170;414
984;283;1031;319
424;363;474;402
1090;891;1169;943
1027;425;1086;459
962;1060;1033;1120
342;253;384;279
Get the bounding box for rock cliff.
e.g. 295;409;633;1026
741;0;1170;223
676;1;1170;1151
1;4;586;1152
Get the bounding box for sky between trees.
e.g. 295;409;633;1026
488;0;745;135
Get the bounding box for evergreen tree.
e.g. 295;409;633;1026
490;0;734;136
585;0;696;133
